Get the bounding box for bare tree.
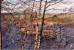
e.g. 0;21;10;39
1;0;65;50
0;0;4;49
37;0;63;49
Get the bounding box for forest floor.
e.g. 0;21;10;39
1;15;74;50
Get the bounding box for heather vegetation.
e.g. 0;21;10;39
1;0;74;50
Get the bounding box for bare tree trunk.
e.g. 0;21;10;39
30;0;35;31
0;32;2;50
34;0;47;49
39;0;42;16
0;0;3;50
40;0;47;41
34;0;48;50
34;25;40;50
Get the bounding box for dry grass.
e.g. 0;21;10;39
34;16;73;24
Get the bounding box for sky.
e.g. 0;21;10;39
64;0;74;3
7;0;74;3
7;0;18;4
1;0;74;14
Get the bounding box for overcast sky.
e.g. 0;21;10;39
64;0;74;3
2;0;74;14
